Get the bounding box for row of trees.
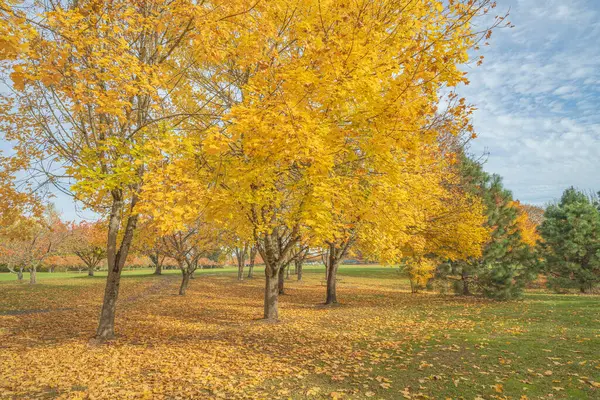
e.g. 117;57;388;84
419;181;600;298
4;181;595;298
0;0;511;342
0;211;253;284
0;212;119;283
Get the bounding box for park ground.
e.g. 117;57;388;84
0;266;599;399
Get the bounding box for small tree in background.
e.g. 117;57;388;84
403;258;437;294
521;204;545;226
539;187;600;293
291;245;309;281
246;246;258;279
71;221;106;276
0;205;70;283
232;242;249;281
160;220;223;296
132;221;170;275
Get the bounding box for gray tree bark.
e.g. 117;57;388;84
264;269;280;320
94;192;139;341
179;271;191;295
278;266;285;295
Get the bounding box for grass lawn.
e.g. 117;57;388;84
0;266;239;282
0;265;598;399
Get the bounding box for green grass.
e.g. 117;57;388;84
0;263;390;282
372;294;599;399
0;266;240;282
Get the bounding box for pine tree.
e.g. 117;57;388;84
442;156;536;300
539;187;600;293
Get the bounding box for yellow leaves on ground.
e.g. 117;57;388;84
0;272;473;399
1;268;599;399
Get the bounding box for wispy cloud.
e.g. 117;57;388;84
460;0;600;205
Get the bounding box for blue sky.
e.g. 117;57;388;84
460;0;600;205
3;0;600;220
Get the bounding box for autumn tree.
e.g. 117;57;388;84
70;221;106;276
277;250;300;295
148;245;167;276
308;115;490;302
291;244;309;281
539;187;600;293
0;205;70;283
159;221;223;295
367;149;489;295
131;220;170;276
1;0;256;340
232;241;258;280
141;0;505;319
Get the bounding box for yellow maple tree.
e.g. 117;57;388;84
1;0;257;341
139;0;503;319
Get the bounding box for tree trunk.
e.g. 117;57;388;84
323;248;330;280
235;245;247;281
325;262;339;304
247;246;256;278
264;269;279;320
88;264;94;277
179;271;191;295
154;263;162;275
94;192;139;342
96;266;122;340
258;227;301;321
278;266;286;295
462;276;470;296
410;279;418;294
29;267;37;285
297;261;303;281
17;268;23;281
324;242;348;305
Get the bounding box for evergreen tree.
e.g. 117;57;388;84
440;156;536;300
539;187;600;293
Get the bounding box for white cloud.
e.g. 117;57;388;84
458;0;600;205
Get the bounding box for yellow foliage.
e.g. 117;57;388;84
140;0;494;258
511;201;542;247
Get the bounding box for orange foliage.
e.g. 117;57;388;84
511;201;542;247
